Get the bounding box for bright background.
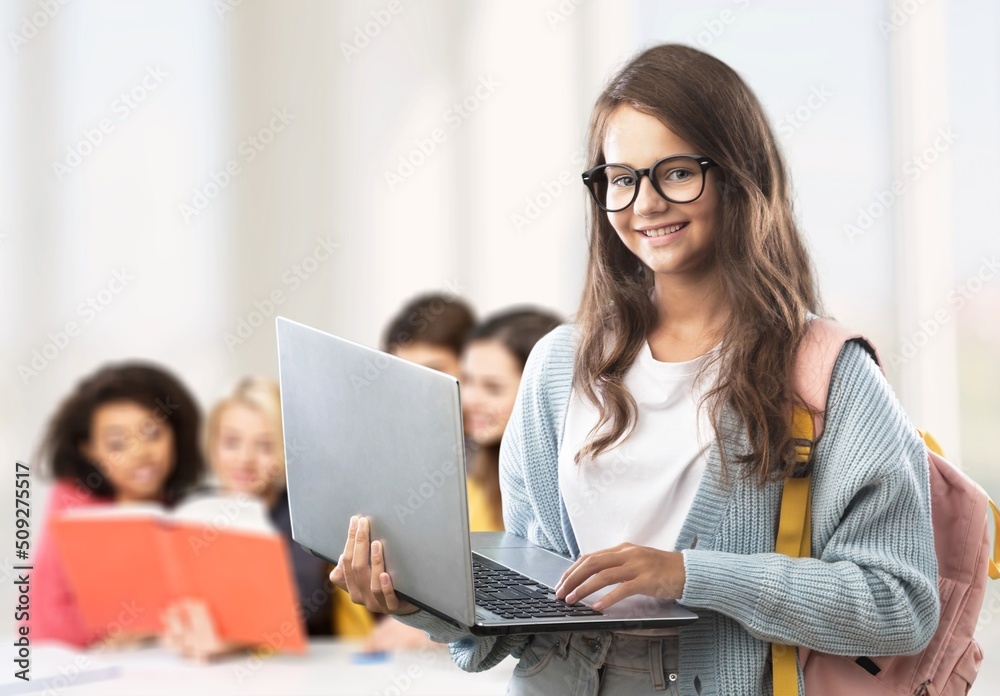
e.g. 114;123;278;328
2;0;998;690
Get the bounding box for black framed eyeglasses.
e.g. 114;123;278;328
581;154;718;212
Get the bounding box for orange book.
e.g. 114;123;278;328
50;493;306;653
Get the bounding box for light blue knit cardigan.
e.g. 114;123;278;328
396;323;939;695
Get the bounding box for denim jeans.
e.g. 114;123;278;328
506;631;681;695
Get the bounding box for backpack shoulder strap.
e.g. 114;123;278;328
791;316;881;444
780;316;878;541
779;315;879;562
773;316;879;696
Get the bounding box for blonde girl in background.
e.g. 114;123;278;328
164;377;371;659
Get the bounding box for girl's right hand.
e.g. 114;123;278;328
329;515;418;616
161;599;241;661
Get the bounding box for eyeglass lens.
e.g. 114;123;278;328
590;156;705;211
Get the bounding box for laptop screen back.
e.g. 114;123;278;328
276;317;475;626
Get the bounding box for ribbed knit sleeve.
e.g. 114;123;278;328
390;608;526;672
679;340;940;656
500;324;578;557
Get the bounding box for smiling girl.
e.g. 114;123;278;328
31;363;203;647
333;44;939;695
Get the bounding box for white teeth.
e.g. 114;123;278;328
641;223;686;237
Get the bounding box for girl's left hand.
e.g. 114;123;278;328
554;543;686;611
92;630;155;652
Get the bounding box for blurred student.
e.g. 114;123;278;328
359;293;475;651
363;308;561;651
462;309;563;532
163;377;340;659
382;292;476;379
31;363;204;648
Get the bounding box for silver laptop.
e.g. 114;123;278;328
276;316;698;635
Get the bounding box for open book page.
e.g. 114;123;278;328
51;510;171;635
170;492;276;535
51;492;306;652
167;493;305;652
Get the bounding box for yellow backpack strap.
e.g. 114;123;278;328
775;317;873;695
917;429;944;457
775;476;812;557
772;406;815;696
989;498;1000;581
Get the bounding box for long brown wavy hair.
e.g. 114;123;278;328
574;44;821;485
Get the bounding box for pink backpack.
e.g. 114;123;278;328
772;317;1000;696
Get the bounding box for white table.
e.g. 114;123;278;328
1;639;516;695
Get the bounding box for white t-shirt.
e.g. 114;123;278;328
559;340;718;555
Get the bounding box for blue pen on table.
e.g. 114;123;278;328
351;650;390;664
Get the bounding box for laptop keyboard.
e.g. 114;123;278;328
473;556;603;620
